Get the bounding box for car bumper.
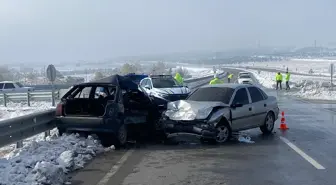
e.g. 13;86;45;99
162;120;217;139
55;116;120;134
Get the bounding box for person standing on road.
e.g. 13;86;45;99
174;72;183;85
227;73;233;83
285;71;290;90
275;72;283;90
209;73;223;84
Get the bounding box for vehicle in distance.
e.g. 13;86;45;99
160;84;279;143
0;81;34;92
237;73;253;84
139;75;190;110
55;75;160;148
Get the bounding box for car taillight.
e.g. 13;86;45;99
56;103;63;116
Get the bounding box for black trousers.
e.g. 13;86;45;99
276;80;282;90
228;78;231;83
286;81;290;90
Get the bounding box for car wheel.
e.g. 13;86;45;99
117;124;127;146
214;122;231;143
260;112;275;135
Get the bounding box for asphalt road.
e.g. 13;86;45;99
69;69;336;185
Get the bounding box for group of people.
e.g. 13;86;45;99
174;72;234;85
209;73;233;84
275;71;291;90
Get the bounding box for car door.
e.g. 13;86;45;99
3;83;15;92
247;86;267;127
230;87;254;131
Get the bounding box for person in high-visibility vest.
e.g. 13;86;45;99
227;73;233;83
174;72;183;85
209;73;224;85
285;72;290;90
275;72;283;90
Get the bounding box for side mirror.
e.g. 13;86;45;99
144;85;151;90
231;103;243;108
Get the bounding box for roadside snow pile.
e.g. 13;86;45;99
0;131;110;185
236;68;336;100
0;101;54;121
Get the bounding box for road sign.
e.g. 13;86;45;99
46;64;57;82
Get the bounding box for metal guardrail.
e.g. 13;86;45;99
0;91;60;106
0;72;224;149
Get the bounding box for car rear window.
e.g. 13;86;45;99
239;75;251;78
152;78;180;88
187;87;234;104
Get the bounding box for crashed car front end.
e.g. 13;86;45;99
159;100;230;139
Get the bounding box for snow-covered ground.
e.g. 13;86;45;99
0;129;112;185
226;58;336;76
226;66;336;101
0;101;54;121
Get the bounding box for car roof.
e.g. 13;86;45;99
0;81;14;83
201;83;254;89
78;75;138;90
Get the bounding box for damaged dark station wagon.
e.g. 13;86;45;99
55;75;160;147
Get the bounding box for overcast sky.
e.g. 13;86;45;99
0;0;335;64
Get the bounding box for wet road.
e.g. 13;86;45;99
70;69;336;185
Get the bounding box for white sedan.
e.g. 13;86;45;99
237;73;253;84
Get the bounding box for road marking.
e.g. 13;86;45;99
96;149;135;185
279;136;325;170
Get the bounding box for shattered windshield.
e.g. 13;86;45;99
187;87;234;104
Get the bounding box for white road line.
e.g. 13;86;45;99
96;149;135;185
279;136;325;170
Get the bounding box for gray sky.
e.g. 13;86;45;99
0;0;335;64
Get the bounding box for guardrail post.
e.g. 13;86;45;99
44;130;50;139
16;140;23;148
27;92;31;106
3;93;7;107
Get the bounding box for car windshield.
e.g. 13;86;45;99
15;82;24;87
239;75;251;79
187;87;234;104
152;78;181;88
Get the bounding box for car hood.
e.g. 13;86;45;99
164;100;229;121
153;87;190;95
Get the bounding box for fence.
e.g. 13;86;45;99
0;91;60;106
0;72;226;149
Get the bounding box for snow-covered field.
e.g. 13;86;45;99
0;102;54;121
226;58;336;76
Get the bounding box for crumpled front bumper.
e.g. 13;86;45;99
161;119;217;139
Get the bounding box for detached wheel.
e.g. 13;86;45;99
260;112;275;135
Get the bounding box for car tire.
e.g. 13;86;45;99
260;112;275;135
116;124;127;147
203;121;231;144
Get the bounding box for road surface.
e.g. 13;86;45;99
69;69;336;185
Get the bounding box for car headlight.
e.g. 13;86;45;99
152;92;168;98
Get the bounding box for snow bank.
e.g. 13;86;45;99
0;129;110;185
229;67;336;100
